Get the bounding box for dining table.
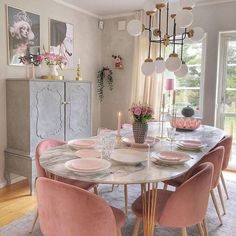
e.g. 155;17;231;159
40;125;225;236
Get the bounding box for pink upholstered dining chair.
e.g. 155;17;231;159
163;146;225;225
131;162;214;236
31;139;98;232
213;135;233;200
36;177;126;236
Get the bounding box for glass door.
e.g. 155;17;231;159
217;33;236;170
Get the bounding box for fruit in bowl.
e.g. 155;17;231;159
170;117;201;131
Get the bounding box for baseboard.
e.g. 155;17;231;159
0;178;7;188
10;176;27;185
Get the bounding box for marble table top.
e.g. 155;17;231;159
40;125;224;185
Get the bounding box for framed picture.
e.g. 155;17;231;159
7;5;40;66
49;19;74;68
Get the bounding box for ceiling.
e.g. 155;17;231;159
57;0;235;17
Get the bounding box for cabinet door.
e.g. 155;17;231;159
65;82;91;141
30;81;65;153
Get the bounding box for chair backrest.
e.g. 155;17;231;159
198;146;224;189
35;139;66;177
36;177;117;236
214;135;232;170
159;162;213;228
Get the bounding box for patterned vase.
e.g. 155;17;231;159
132;122;148;144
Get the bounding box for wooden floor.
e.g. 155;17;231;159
0;180;37;227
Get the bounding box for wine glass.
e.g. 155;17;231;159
167;127;176;150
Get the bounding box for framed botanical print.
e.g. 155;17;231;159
49;19;74;68
7;5;40;66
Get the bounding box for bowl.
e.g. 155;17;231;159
170;117;201;131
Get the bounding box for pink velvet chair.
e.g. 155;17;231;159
36;177;126;236
213;135;232;200
31;139;98;232
131;162;214;236
163;146;224;225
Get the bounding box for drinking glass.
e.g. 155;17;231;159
101;135;116;160
167;127;176;150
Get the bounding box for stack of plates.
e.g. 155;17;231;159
75;149;101;159
68;139;97;150
176;140;205;151
152;151;191;165
122;136;159;148
65;158;111;174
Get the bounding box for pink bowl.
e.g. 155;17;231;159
170;117;201;131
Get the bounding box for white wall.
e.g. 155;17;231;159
0;0;102;187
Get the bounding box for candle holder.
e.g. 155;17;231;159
115;134;122;148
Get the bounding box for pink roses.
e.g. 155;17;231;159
129;103;154;123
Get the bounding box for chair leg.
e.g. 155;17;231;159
202;218;209;236
221;173;229;200
117;228;122;236
163;183;168;190
217;183;226;215
197;223;204;236
94;186;99;195
30;209;38;233
181;228;188;236
132;218;142;236
210;190;223;225
124;184;128;216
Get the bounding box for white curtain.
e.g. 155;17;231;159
130;11;164;120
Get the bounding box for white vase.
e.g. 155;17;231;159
49;65;59;76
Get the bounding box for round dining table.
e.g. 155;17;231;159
40;125;224;236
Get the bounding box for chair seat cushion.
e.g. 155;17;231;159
132;189;173;222
111;206;126;227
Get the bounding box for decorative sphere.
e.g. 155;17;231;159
144;0;156;13
191;27;206;42
141;61;155;76
165;55;182;72
174;63;188;77
127;20;143;36
180;0;196;8
155;58;166;73
175;9;193;28
182;105;195;117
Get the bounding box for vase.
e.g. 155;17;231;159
25;64;30;80
49;65;59;76
132;122;148;144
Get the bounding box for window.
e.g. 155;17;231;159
165;39;206;116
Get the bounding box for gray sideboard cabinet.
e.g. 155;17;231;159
5;79;92;194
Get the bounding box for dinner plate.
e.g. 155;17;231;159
122;136;159;148
152;151;191;165
65;158;111;173
176;139;205;151
68;139;97;149
111;149;148;165
75;149;101;159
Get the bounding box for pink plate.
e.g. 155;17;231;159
178;140;202;148
75;149;101;159
122;136;159;148
68;139;97;149
156;151;191;163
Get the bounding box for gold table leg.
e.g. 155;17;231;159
141;183;158;236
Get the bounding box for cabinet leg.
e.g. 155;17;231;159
4;170;11;185
28;176;36;196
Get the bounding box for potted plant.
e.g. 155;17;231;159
97;67;113;102
129;103;154;143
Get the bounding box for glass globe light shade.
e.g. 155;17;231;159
191;27;205;42
180;0;196;8
175;9;193;28
154;0;167;6
174;62;188;77
127;20;143;36
169;1;181;15
155;57;166;73
165;54;182;72
144;0;156;13
141;59;155;76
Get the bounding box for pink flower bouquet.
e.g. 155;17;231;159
129;103;154;123
37;52;67;69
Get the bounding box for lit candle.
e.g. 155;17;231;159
162;94;165;108
173;90;176;105
117;112;122;136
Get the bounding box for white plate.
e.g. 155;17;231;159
122;136;159;148
75;149;101;159
68;139;97;149
111;149;148;165
151;151;191;165
65;158;111;173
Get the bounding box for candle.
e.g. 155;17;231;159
78;58;80;65
172;90;176;105
117;112;122;136
162;94;165;108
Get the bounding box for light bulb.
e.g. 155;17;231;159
175;9;193;28
180;0;196;8
174;62;188;77
165;54;182;72
144;0;156;13
190;27;206;42
141;59;155;76
155;57;166;73
127;20;143;36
